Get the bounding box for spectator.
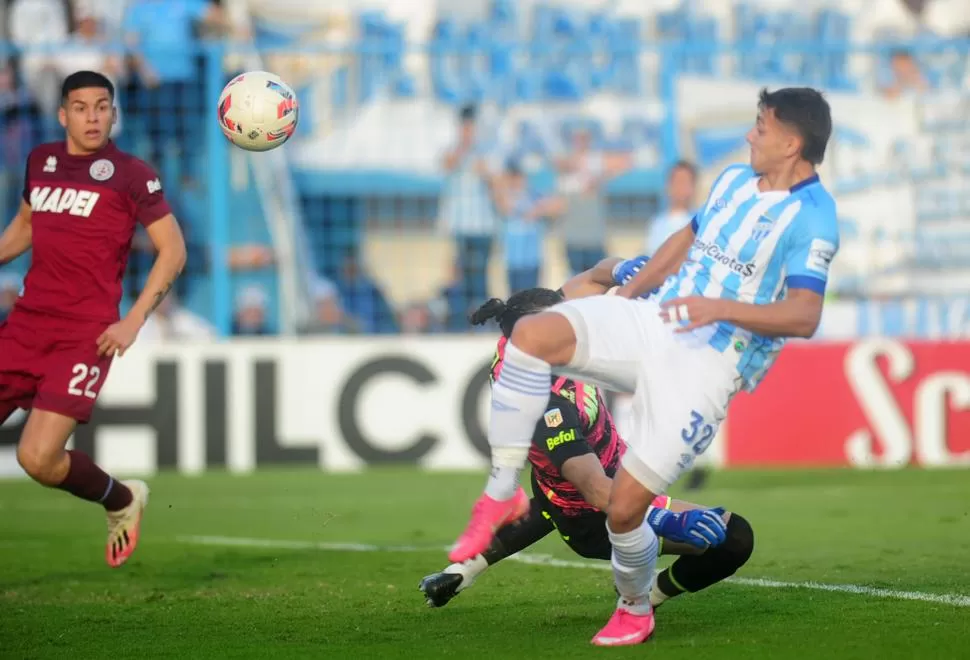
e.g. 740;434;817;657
400;301;434;335
429;260;475;333
7;0;70;118
73;0;130;42
51;12;124;93
645;160;697;255
438;104;498;312
122;0;227;182
138;291;217;341
232;285;271;336
335;253;398;335
879;48;930;98
1;64;40;220
494;158;564;293
302;277;353;335
554;128;632;275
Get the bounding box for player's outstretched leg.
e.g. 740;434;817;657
15;409;149;568
651;509;754;609
592;466;659;647
449;313;576;562
421;497;554;607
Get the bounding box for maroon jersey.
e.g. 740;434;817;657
490;336;624;516
18;141;171;323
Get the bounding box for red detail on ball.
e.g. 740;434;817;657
277;97;295;119
218;95;236;131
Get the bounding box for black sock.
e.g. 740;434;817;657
656;513;755;598
481;497;555;566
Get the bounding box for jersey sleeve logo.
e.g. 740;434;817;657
544;408;563;428
806;238;836;275
545;428;576;452
89;159;115;181
147;178;162;194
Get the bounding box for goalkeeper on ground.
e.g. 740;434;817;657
420;257;754;609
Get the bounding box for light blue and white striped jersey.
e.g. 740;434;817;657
654;164;839;392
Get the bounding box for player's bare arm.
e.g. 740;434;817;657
129;214;186;322
661;287;824;338
616;222;694;299
560;453;613;512
560;257;623;300
0;201;33;265
96;214;186;357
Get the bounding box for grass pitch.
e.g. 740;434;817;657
1;467;969;659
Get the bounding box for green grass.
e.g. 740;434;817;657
1;468;969;659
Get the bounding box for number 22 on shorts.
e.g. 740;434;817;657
68;362;101;399
681;410;715;455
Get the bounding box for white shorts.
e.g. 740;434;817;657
550;295;741;494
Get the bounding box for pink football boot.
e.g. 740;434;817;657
448;486;529;563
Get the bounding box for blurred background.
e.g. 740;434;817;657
0;0;968;475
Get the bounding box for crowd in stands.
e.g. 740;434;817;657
1;0;968;338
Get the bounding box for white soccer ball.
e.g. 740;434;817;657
217;71;299;152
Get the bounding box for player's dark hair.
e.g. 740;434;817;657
61;71;115;104
758;87;832;166
459;104;477;121
469;288;564;338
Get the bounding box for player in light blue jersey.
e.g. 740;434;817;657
447;87;837;647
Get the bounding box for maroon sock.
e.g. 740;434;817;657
56;450;133;512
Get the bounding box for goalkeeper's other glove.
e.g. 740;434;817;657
611;255;661;298
611;255;650;287
646;506;727;549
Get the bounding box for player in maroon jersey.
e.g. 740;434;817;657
420;262;754;609
0;71;187;568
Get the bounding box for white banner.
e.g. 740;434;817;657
0;336;731;479
0;337;500;478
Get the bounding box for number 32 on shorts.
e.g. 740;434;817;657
68;362;102;399
681;410;715;455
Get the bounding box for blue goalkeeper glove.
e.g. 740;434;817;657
611;255;661;298
611;255;650;287
645;506;727;549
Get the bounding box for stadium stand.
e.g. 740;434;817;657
1;0;968;337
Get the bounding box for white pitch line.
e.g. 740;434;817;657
176;535;970;608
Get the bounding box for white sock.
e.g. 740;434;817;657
608;519;659;615
484;342;551;501
649;581;672;608
444;554;489;591
483;452;527;501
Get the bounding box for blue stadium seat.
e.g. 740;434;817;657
817;10;854;90
544;69;584;101
587;12;611;39
514;68;542;101
553;8;583;39
433;17;460;41
466;22;490;49
488;41;515;78
608;18;641;94
356;12;408;103
490;0;517;25
430;22;462;102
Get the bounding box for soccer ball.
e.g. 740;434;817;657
217;71;299;152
